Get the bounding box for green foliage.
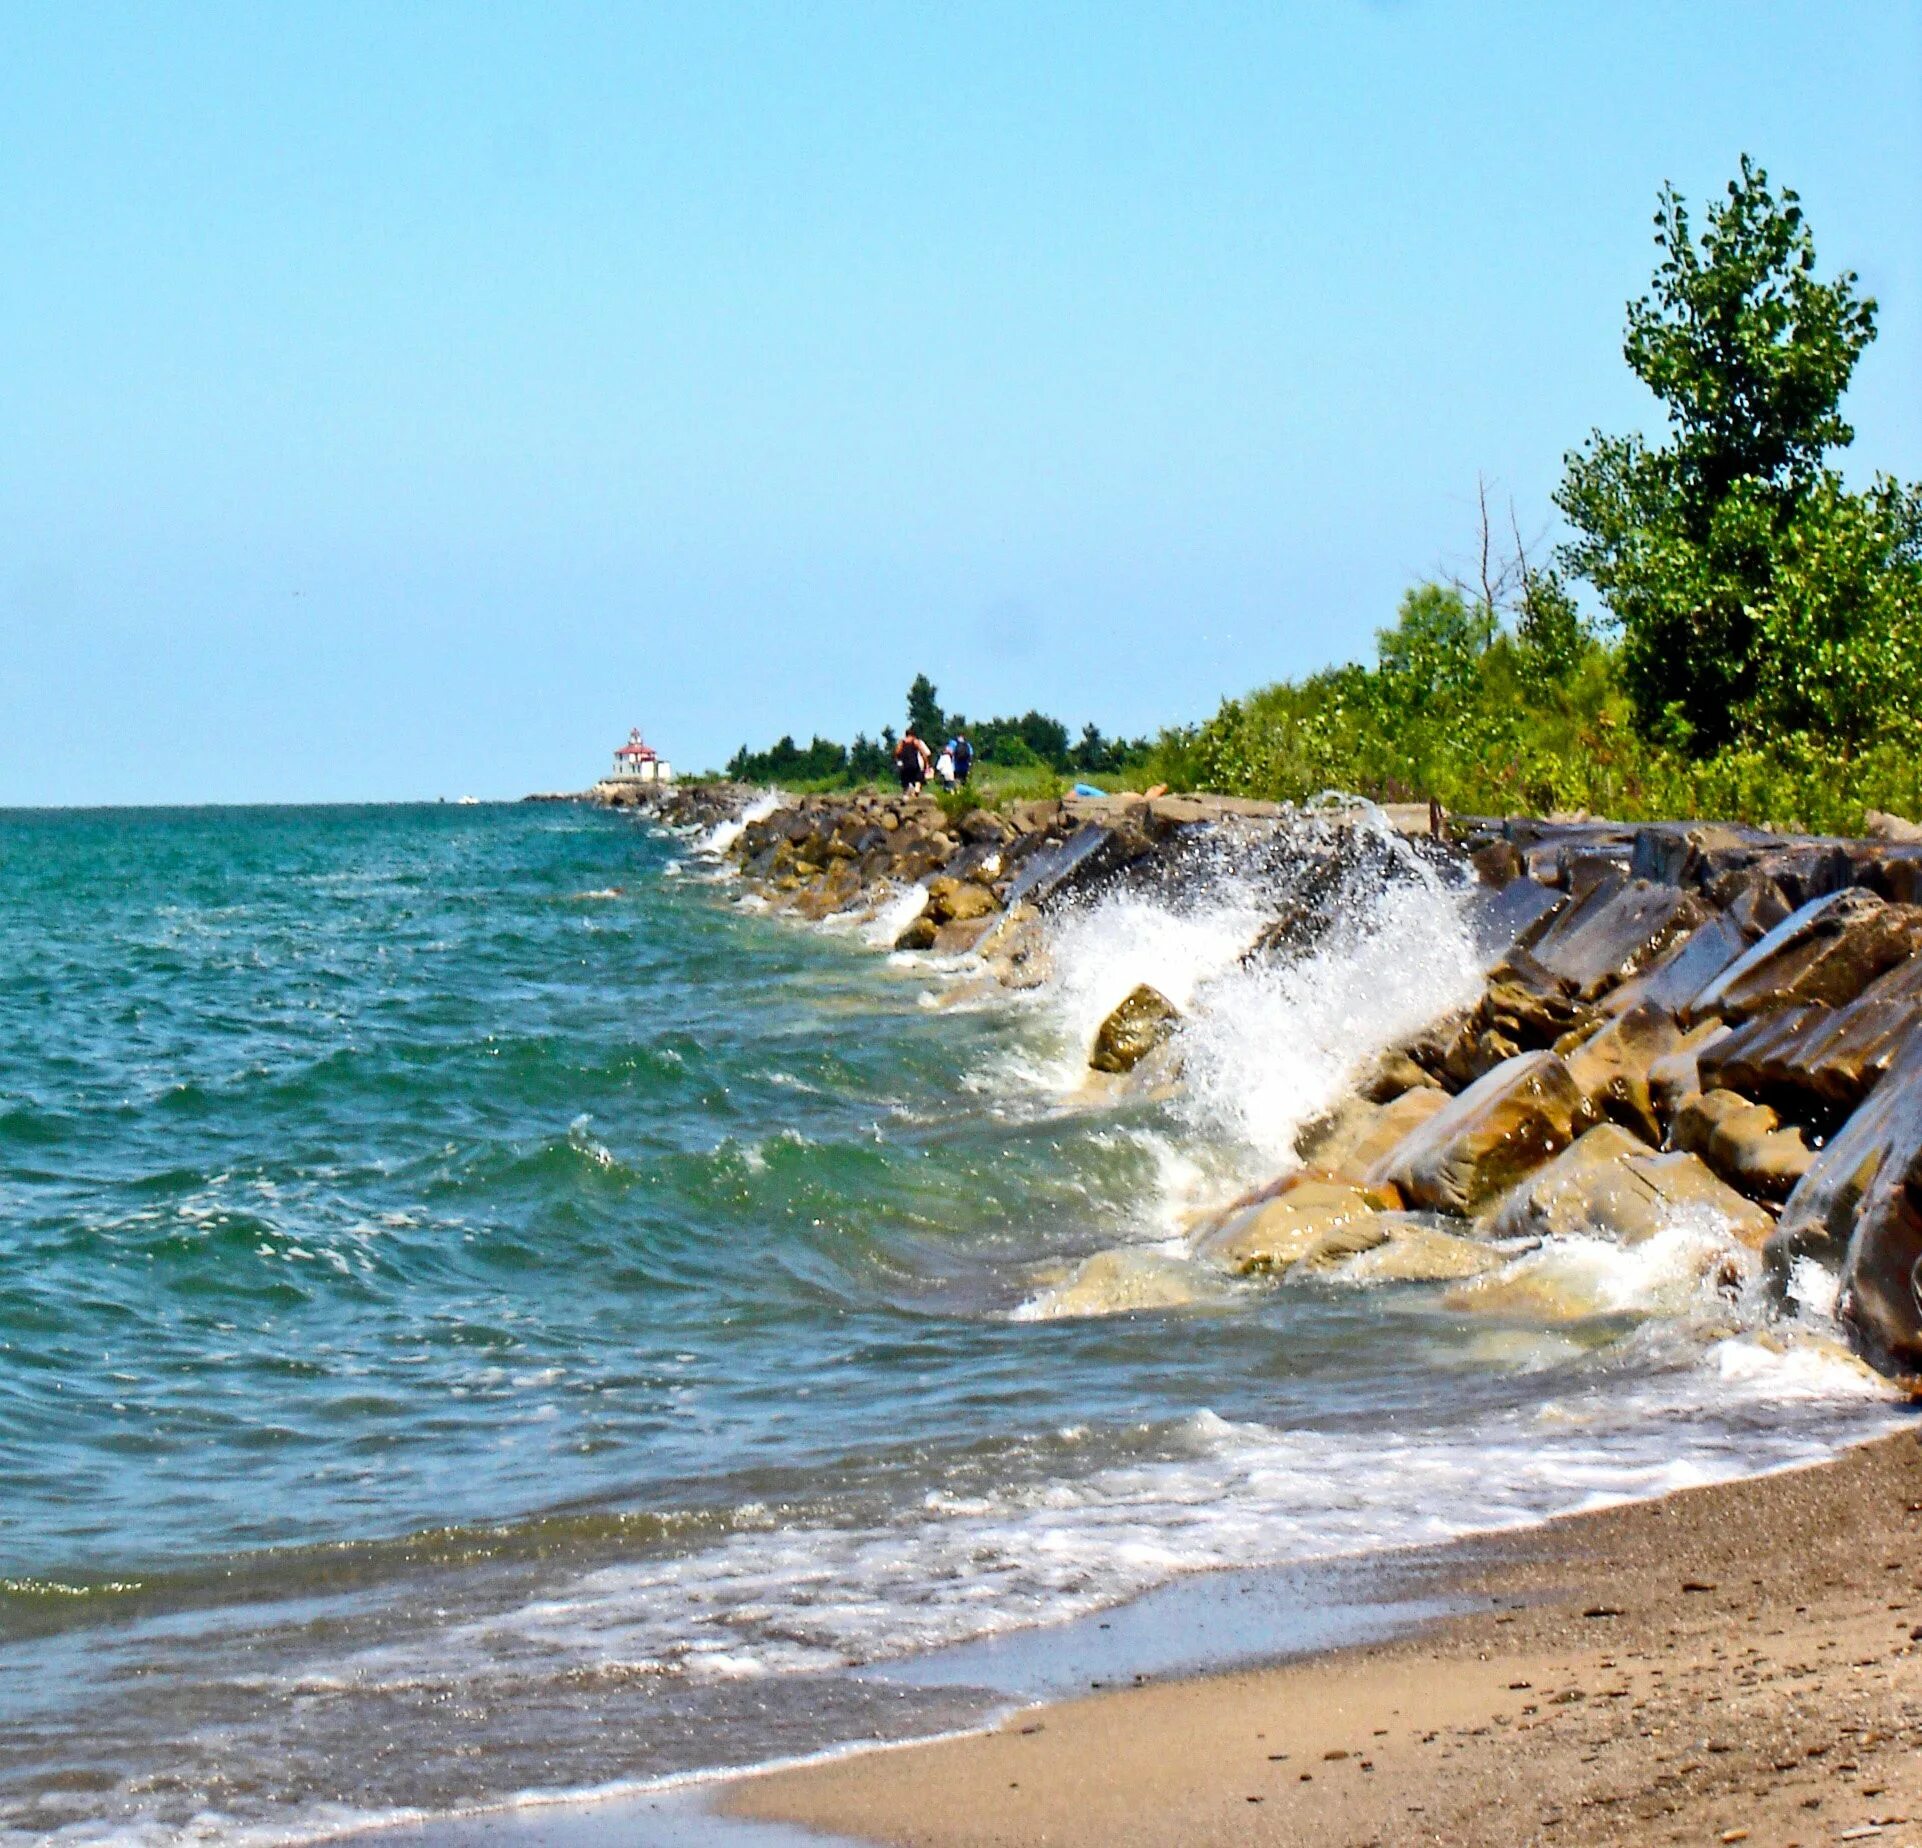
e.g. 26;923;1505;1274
725;734;848;784
722;678;1149;793
1557;156;1918;752
905;673;946;744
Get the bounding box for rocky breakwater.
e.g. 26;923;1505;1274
1188;813;1922;1388
634;779;1922;1388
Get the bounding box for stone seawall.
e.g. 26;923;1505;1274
615;780;1922;1389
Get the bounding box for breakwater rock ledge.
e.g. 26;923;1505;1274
618;779;1922;1391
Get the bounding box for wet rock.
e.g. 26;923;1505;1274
932;917;997;955
1670;1088;1814;1204
1646;1022;1733;1126
1769;1034;1922;1381
1526;875;1711;1002
1466;874;1568;964
1371;1050;1598;1216
1491;1123;1771;1247
924;876;999;925
893;915;939;951
1699;953;1922;1125
1562;1002;1697;1143
1471;840;1524;888
1299;1086;1450;1183
1196;1178;1395;1274
1089;984;1181;1074
1474;946;1590;1049
1311;1221;1508;1285
1003;825;1121;910
1629;822;1770;888
1599;912;1750;1021
1684;889;1922;1025
975;904;1051;990
1357;1049;1443;1104
1022;1247;1215;1319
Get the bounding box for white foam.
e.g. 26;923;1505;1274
693;790;784;860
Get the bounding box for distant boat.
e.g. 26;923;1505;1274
457;795;481;805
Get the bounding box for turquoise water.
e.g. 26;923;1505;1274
0;803;1903;1843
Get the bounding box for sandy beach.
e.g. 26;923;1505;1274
724;1425;1922;1847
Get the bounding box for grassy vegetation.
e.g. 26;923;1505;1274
712;162;1921;837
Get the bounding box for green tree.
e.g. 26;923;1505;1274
1375;583;1487;714
1556;156;1915;752
906;674;945;743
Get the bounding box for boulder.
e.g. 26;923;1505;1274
1021;1247;1213;1319
1629;822;1769;887
1490;1122;1772;1248
1599;912;1749;1021
1196;1177;1395;1274
932;917;997;955
1357;1048;1443;1104
1685;889;1922;1025
1309;1221;1508;1285
1646;1021;1733;1126
1370;1051;1597;1215
893;914;939;951
1698;953;1922;1125
1670;1087;1813;1204
1473;946;1590;1049
1466;876;1567;964
1561;1002;1696;1143
1298;1086;1450;1183
1526;874;1711;1002
924;876;999;925
1769;1034;1922;1381
1864;809;1922;845
1090;984;1181;1074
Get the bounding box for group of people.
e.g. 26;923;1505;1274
893;726;973;794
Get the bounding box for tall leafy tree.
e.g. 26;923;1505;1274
1557;156;1917;752
905;674;946;742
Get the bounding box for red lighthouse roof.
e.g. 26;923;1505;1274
614;728;657;762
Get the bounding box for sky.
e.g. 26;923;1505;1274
1;2;1918;805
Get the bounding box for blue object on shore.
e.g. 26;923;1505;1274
1072;782;1107;797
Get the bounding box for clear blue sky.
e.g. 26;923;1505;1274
2;2;1918;804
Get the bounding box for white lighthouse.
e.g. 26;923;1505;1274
607;728;672;785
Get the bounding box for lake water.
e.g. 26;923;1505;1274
0;801;1903;1843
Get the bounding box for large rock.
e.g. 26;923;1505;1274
924;875;999;924
1004;821;1161;911
1196;1177;1396;1274
1522;874;1710;1001
1598;912;1750;1021
1089;985;1181;1074
1670;1087;1813;1204
1465;875;1567;964
1298;1086;1450;1184
1370;1051;1597;1215
1490;1122;1773;1248
1307;1221;1508;1285
1864;810;1922;845
1769;1034;1922;1381
1561;1002;1701;1143
1698;952;1922;1125
1684;889;1922;1025
1021;1247;1214;1319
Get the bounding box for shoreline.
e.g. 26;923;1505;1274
721;1422;1922;1847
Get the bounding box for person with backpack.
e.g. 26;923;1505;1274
949;734;973;786
894;727;930;794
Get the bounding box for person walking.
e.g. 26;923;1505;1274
894;727;930;795
949;734;973;786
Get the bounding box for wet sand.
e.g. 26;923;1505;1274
723;1425;1922;1847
